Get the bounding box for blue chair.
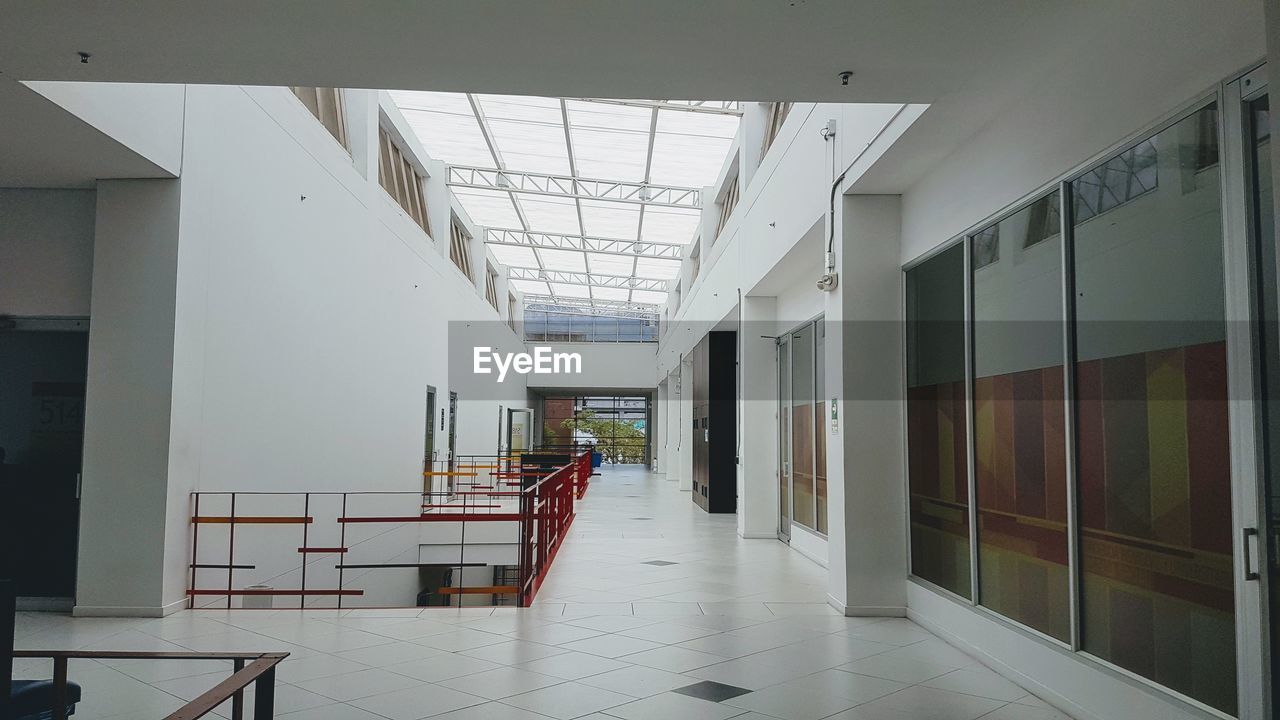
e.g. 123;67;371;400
10;679;82;719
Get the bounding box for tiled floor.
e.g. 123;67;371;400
12;465;1071;719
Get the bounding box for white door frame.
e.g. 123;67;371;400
1222;64;1271;720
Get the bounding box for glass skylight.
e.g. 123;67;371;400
389;91;741;308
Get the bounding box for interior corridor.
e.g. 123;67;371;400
12;465;1067;720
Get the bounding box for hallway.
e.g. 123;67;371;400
12;466;1069;720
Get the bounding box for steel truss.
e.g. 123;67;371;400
447;166;702;209
523;294;661;320
485;228;684;259
508;266;671;292
564;99;743;116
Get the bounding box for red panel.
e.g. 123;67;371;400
1075;359;1107;531
1185;341;1232;554
1042;366;1068;523
1013;368;1047;520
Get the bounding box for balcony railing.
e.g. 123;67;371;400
11;650;288;720
188;449;591;609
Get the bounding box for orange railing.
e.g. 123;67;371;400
188;450;590;609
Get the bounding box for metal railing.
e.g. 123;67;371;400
188;450;590;609
11;650;288;720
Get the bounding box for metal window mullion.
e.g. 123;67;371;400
1060;179;1084;652
963;235;980;605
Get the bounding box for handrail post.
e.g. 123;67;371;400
252;666;275;720
51;656;67;720
227;493;237;609
231;658;245;720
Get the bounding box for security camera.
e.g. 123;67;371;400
839;71;853;86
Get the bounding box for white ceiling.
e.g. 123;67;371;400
0;77;173;187
0;1;1216;103
394;92;737;307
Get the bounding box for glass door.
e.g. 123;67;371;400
778;335;792;542
507;408;533;453
0;325;88;600
790;324;816;531
1226;65;1273;720
1246;87;1279;720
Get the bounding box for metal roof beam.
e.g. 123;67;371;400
564;99;743;116
521;294;662;319
447;166;702;209
508;267;671;292
485;228;683;259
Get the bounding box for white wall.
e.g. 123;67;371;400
737;295;776;538
51;82;532;613
525;342;658;391
0;189;95;317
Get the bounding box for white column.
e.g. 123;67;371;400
677;356;694;492
664;369;682;483
653;378;668;472
738;295;778;538
76;178;189;617
824;194;908;616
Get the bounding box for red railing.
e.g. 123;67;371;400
516;450;591;604
188;450;589;608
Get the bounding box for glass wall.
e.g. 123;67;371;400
1072;104;1234;714
791;324;816;529
541;396;649;464
778;318;828;536
971;191;1070;641
778;335;792;537
906;243;971;598
524;304;658;343
815;322;828;535
905;100;1239;715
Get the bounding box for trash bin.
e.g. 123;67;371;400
591;451;602;468
242;584;273;609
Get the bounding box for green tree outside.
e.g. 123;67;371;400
561;410;647;463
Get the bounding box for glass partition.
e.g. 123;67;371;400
791;324;816;530
971;191;1070;641
1072;104;1235;714
815;321;828;535
906;243;971;598
778;334;792;540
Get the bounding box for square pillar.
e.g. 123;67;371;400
825;194;908;615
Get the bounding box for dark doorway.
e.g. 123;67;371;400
0;325;88;599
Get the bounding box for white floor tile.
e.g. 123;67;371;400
853;685;1006;720
500;680;633;719
722;683;861;720
619;645;725;672
606;691;749;720
295;667;422;701
577;664;695;697
459;639;568;664
558;634;664;658
922;667;1029;702
350;682;486;719
515;651;631;680
438;666;566;699
383;653;500;682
